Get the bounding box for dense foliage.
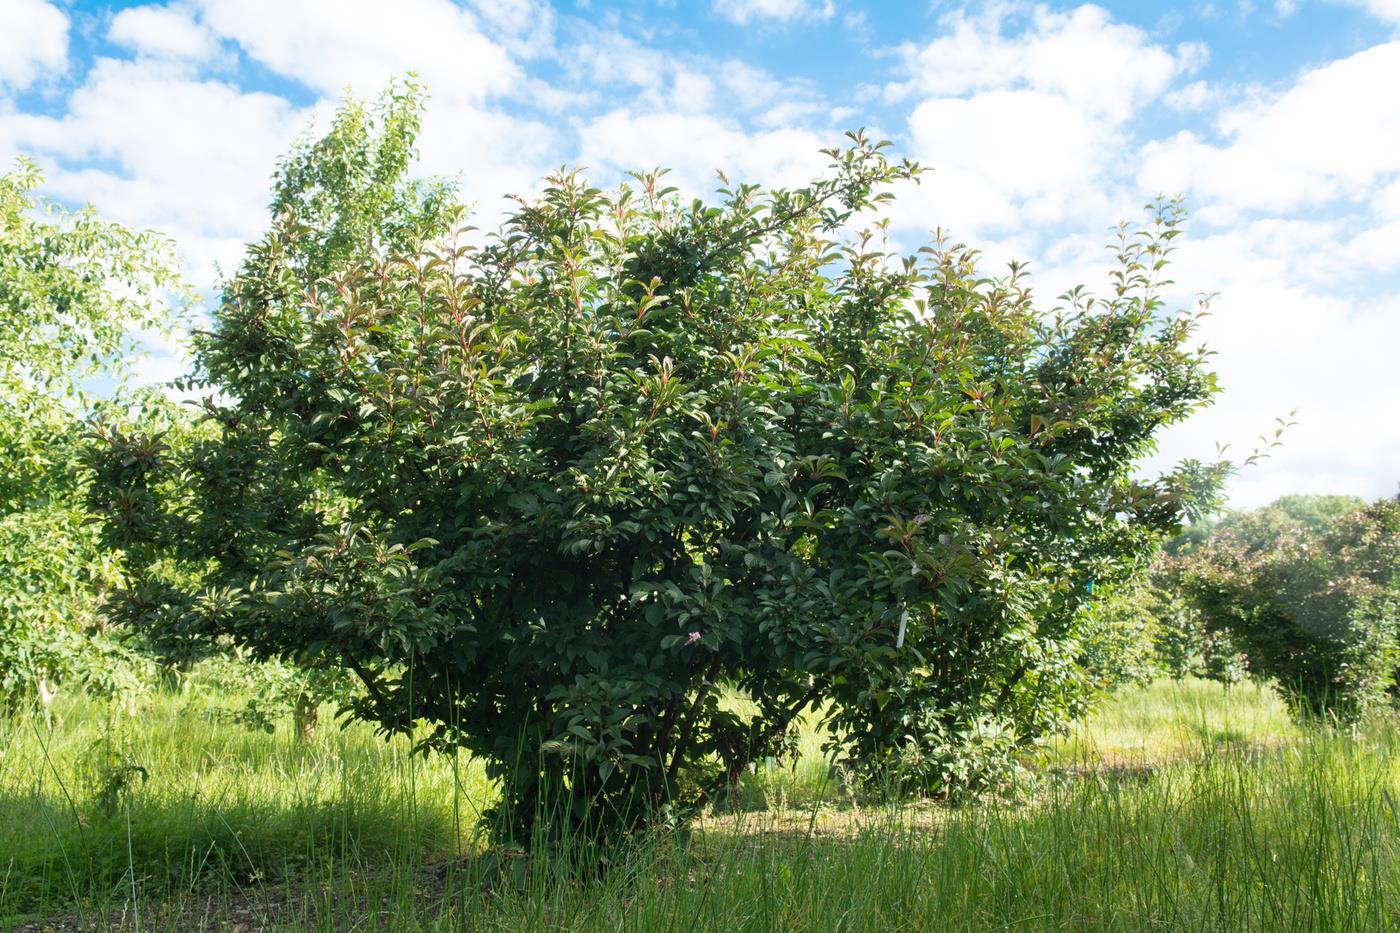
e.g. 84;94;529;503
1080;564;1245;691
1182;495;1400;719
88;86;1225;844
0;160;182;710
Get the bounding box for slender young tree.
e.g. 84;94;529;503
0;159;184;710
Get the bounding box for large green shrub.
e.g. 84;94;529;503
1183;496;1400;719
89;86;1223;843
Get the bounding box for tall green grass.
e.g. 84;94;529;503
0;679;490;922
3;678;1397;930
453;731;1400;931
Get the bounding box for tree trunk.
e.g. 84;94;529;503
293;694;318;743
37;675;58;709
158;657;194;693
727;759;746;811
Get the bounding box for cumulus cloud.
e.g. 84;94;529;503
561;23;838;196
1139;42;1400;219
4;58;309;235
0;0;68;90
1127;43;1400;505
1148;250;1400;507
712;0;836;26
884;4;1198;238
578;110;830;196
1335;0;1400;24
0;56;314;288
466;0;558;59
413;102;558;216
886;5;1190;120
561;25;826;120
1164;79;1221;111
108;4;219;61
195;0;522;102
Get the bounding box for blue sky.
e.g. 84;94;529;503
3;0;1398;507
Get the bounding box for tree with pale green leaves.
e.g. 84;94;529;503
0;159;186;710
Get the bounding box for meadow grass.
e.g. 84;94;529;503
2;677;1397;930
0;672;490;924
1053;677;1299;766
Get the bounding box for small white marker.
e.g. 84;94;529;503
896;609;909;648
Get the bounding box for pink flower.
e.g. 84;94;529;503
685;631;702;646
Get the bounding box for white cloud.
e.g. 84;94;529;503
108;4;218;61
577;109;830;196
1335;0;1400;24
908;89;1110;219
887;5;1187;121
1348;219;1400;268
563;27;827;125
1151;282;1400;508
1;57;313;285
467;0;557;59
195;0;521;103
559;23;840;198
412;101;558;218
564;28;670;98
4;58;308;235
1127;45;1400;507
0;0;68;91
1164;79;1220;111
713;0;836;26
885;4;1195;238
1139;42;1400;216
1100;204;1400;508
1375;177;1400;218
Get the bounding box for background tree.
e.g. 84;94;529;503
0;159;184;711
1182;495;1400;718
1079;580;1165;691
1170;494;1364;556
90;84;1226;846
84;83;441;716
1081;558;1247;690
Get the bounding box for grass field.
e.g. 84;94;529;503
2;676;1397;930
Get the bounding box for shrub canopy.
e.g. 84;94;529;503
90;86;1225;841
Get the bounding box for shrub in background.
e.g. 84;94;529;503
1082;564;1247;689
1183;495;1400;719
1079;580;1165;692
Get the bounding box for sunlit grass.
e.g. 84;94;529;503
3;676;1397;930
1053;676;1299;767
0;678;491;921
